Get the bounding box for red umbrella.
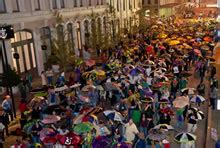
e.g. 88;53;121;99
57;132;82;146
85;59;96;67
43;137;57;144
160;108;174;116
203;36;212;42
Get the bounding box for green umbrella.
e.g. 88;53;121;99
34;92;48;97
73;122;94;134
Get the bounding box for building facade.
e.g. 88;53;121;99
107;0;142;32
0;0;109;76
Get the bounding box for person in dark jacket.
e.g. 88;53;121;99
159;113;171;125
0;108;9;137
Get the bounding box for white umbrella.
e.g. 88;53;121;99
55;85;68;92
103;110;124;122
181;88;196;95
153;124;174;131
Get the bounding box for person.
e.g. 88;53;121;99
197;81;205;96
31;122;42;143
187;114;198;133
209;86;218;110
0;108;9;137
18;79;27;99
2;95;13;121
18;99;28;114
159;113;171;125
123;118;139;142
41;71;47;87
45;68;54;85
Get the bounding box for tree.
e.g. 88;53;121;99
46;11;76;71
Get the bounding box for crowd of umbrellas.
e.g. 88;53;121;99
11;17;217;147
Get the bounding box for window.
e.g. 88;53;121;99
80;0;83;7
89;0;91;6
129;0;132;10
76;22;82;49
101;0;103;5
74;0;77;7
155;0;158;4
57;25;64;43
123;0;125;11
52;0;57;9
67;23;74;50
0;0;6;13
97;0;99;5
60;0;65;8
84;20;89;46
12;0;19;12
34;0;40;10
148;0;151;4
117;0;119;11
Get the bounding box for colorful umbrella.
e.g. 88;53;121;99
41;115;61;124
188;107;199;114
141;96;154;103
194;49;201;55
92;136;111;148
85;59;96;67
168;40;180;46
159;108;174;116
81;85;96;92
191;95;205;103
40;128;57;143
55;85;69;92
82;115;98;124
203;36;212;42
194;110;204;120
174;132;196;143
103;110;124;122
94;70;106;76
73;122;94;134
23;120;39;135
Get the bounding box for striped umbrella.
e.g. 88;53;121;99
153;124;174;131
174;132;196;143
191;95;205;103
194;110;204;120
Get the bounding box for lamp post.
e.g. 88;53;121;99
0;26;16;118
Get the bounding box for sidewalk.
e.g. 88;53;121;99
205;63;220;147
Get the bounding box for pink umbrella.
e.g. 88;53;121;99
85;59;96;67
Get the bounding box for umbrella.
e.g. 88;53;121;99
153;124;174;131
113;142;132;148
41;115;61;124
33;92;48;97
103;110;124;122
173;96;189;108
57;132;82;145
70;83;81;89
141;96;154;103
78;95;90;103
181;88;196;95
85;59;96;67
23;120;39;135
81;85;96;92
92;136;111;148
194;49;201;55
194;110;204;120
42;137;57;145
174;132;196;143
168;40;180;46
188;107;199;114
201;45;210;51
206;56;215;62
82;115;98;124
40;128;57;142
191;95;206;103
73;122;94;134
94;70;106;76
159;108;174;116
147;130;167;141
203;36;212;42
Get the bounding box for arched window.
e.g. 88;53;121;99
40;27;52;63
67;23;74;50
57;25;64;43
76;22;82;49
10;30;36;73
84;20;90;46
97;18;102;45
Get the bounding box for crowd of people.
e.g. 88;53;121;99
0;16;218;148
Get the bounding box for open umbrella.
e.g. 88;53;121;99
203;36;212;42
92;136;111;148
191;95;205;103
85;59;96;67
94;70;106;76
40;128;57;143
159;108;174;116
104;82;120;91
73;122;94;134
55;85;69;92
181;88;196;95
103;110;124;122
194;49;201;55
153;124;174;131
173;96;189;108
180;71;192;77
201;45;210;51
194;110;204;120
41;115;61;124
188;107;199;114
147;129;167;141
57;132;82;145
174;132;196;143
23;120;39;135
141;96;154;103
69;83;81;89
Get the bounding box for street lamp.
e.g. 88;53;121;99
0;25;16;118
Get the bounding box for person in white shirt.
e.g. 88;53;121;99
124;119;139;142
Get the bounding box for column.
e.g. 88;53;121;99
80;20;85;47
1;40;13;67
32;30;44;75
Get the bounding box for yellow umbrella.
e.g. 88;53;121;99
94;70;106;76
168;40;180;46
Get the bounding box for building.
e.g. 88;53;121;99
107;0;142;32
0;0;109;77
142;0;185;17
